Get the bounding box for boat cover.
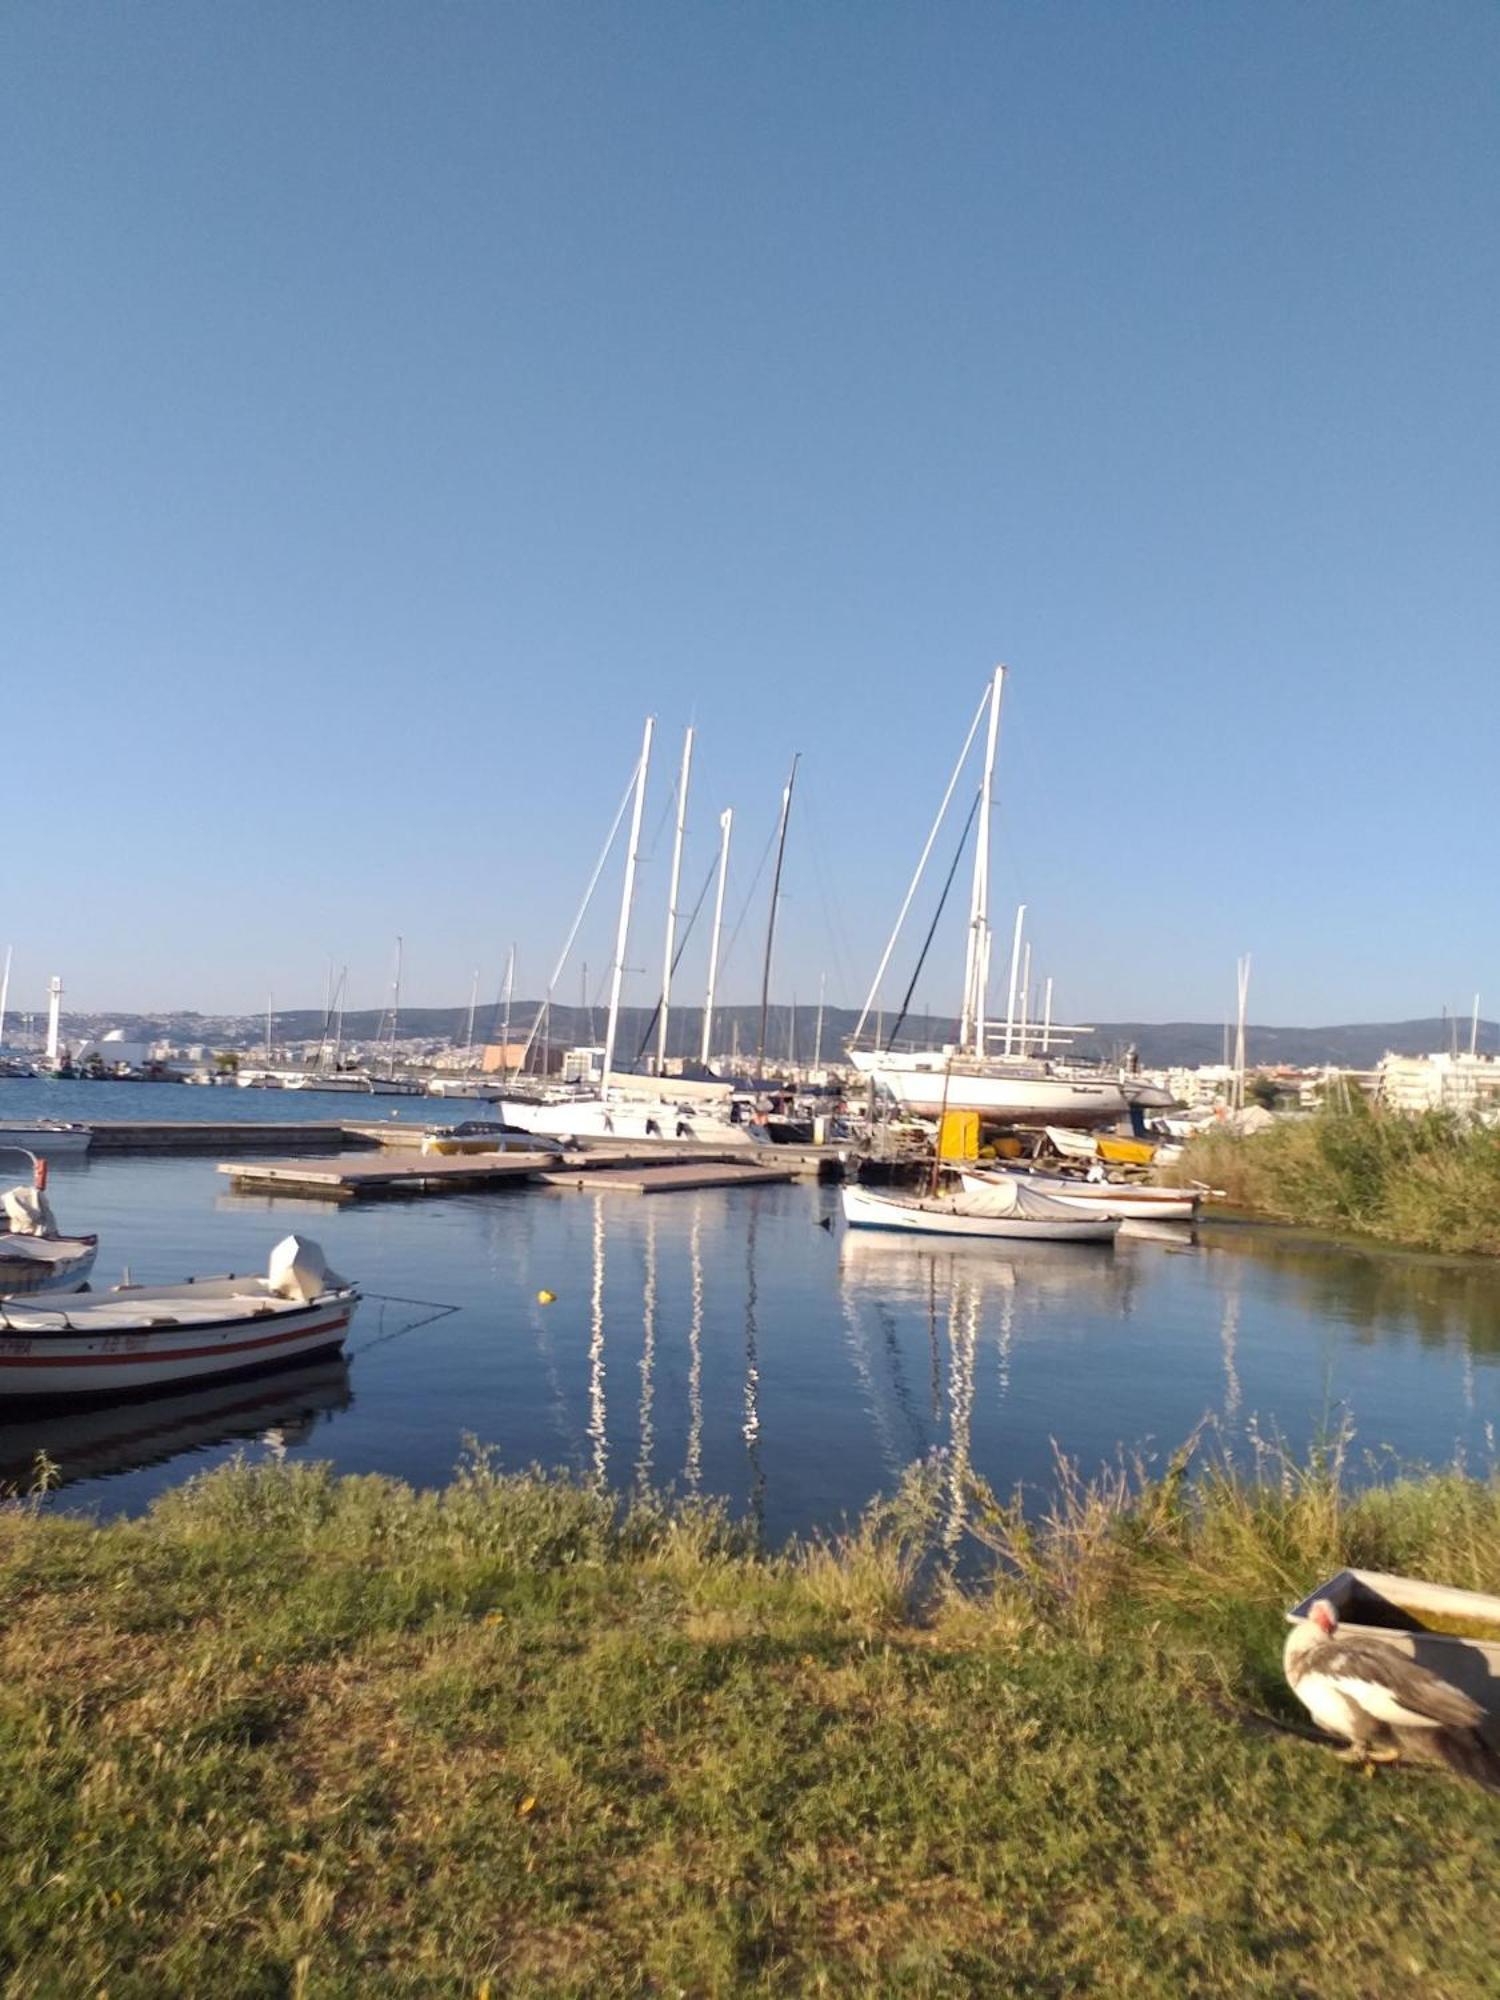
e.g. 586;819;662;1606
2;1185;56;1237
947;1178;1083;1222
267;1235;347;1302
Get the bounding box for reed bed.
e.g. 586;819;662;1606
1;1442;1498;1996
1176;1097;1500;1255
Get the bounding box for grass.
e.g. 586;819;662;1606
1174;1096;1500;1255
1;1439;1499;1996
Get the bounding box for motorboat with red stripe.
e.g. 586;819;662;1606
0;1235;357;1400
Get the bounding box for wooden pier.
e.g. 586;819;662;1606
218;1150;560;1200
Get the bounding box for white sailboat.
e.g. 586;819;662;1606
501;723;758;1147
848;666;1130;1129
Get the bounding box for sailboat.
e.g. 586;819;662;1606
499;721;757;1147
847;667;1130;1130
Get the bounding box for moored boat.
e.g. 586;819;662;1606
0;1120;92;1158
0;1235;358;1400
841;1180;1118;1243
0;1232;99;1296
959;1167;1200;1223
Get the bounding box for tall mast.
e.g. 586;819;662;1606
386;937;403;1079
1018;939;1032;1055
1041;975;1054;1054
657;725;694;1072
962;665;1006;1057
1001;904;1025;1057
700;808;733;1067
755;754;799;1081
333;966;346;1068
813;970;826;1070
601;717;654;1104
465;968;479;1062
1233;954;1251;1110
501;945;515;1076
0;945;11;1052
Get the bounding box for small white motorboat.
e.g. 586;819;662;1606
959;1168;1201;1224
841;1180;1118;1243
0;1120;92;1158
0;1159;98;1296
0;1235;358;1400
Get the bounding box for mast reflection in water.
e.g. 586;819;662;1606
9;1155;1500;1537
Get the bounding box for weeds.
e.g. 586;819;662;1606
1;1447;1498;1995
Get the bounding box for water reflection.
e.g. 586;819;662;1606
1206;1225;1500;1360
587;1196;608;1488
685;1210;704;1494
0;1358;351;1494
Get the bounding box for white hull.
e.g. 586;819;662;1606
847;1053;1128;1127
959;1169;1199;1223
0;1234;98;1296
0;1122;92;1157
426;1078;502;1099
0;1284;356;1399
841;1183;1117;1243
498;1096;759;1147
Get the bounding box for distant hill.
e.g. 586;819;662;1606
44;1005;1500;1071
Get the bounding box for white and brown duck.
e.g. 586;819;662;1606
1285;1596;1500;1792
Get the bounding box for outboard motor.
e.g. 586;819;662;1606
267;1234;348;1302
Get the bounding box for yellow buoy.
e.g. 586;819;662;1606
536;1289;556;1306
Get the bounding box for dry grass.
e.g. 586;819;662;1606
1;1444;1498;1995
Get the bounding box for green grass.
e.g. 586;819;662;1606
2;1441;1499;1996
1175;1097;1500;1255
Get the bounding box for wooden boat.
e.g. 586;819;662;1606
841;1181;1117;1243
0;1120;92;1158
0;1232;98;1296
0;1236;357;1400
1290;1569;1500;1724
959;1168;1200;1223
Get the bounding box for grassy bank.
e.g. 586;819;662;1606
3;1445;1499;1997
1176;1098;1500;1255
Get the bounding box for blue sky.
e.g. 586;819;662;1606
4;3;1497;1028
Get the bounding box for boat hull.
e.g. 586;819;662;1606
0;1234;99;1297
959;1171;1198;1223
0;1296;356;1400
498;1097;759;1147
848;1055;1128;1128
0;1123;93;1157
841;1184;1117;1243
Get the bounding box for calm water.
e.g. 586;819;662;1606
4;1110;1499;1540
0;1076;479;1128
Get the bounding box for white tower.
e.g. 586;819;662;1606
45;976;63;1061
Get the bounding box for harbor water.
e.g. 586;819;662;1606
2;1083;1498;1538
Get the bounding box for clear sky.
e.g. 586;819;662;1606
4;3;1497;1029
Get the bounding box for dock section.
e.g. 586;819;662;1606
219;1150;561;1200
537;1161;793;1195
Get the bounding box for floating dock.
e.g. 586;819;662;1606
218;1150;561;1200
537;1161;793;1195
88;1122;361;1155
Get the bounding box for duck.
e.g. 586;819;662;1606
1285;1597;1500;1791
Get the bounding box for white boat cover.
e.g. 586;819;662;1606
2;1185;56;1237
267;1235;347;1302
948;1178;1085;1222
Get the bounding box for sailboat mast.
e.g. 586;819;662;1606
601;717;655;1105
1001;904;1025;1057
813;970;826;1070
755;754;799;1081
700;808;733;1067
657;725;694;1072
387;937;403;1080
333;966;346;1068
462;968;478;1064
962;665;1006;1058
501;945;515;1077
1041;975;1054;1054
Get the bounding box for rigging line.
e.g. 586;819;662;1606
632;852;718;1065
716;812;779;986
884;786;981;1052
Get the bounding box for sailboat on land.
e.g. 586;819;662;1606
847;666;1130;1130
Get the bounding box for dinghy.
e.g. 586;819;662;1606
0;1158;97;1295
841;1180;1118;1243
0;1235;358;1400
